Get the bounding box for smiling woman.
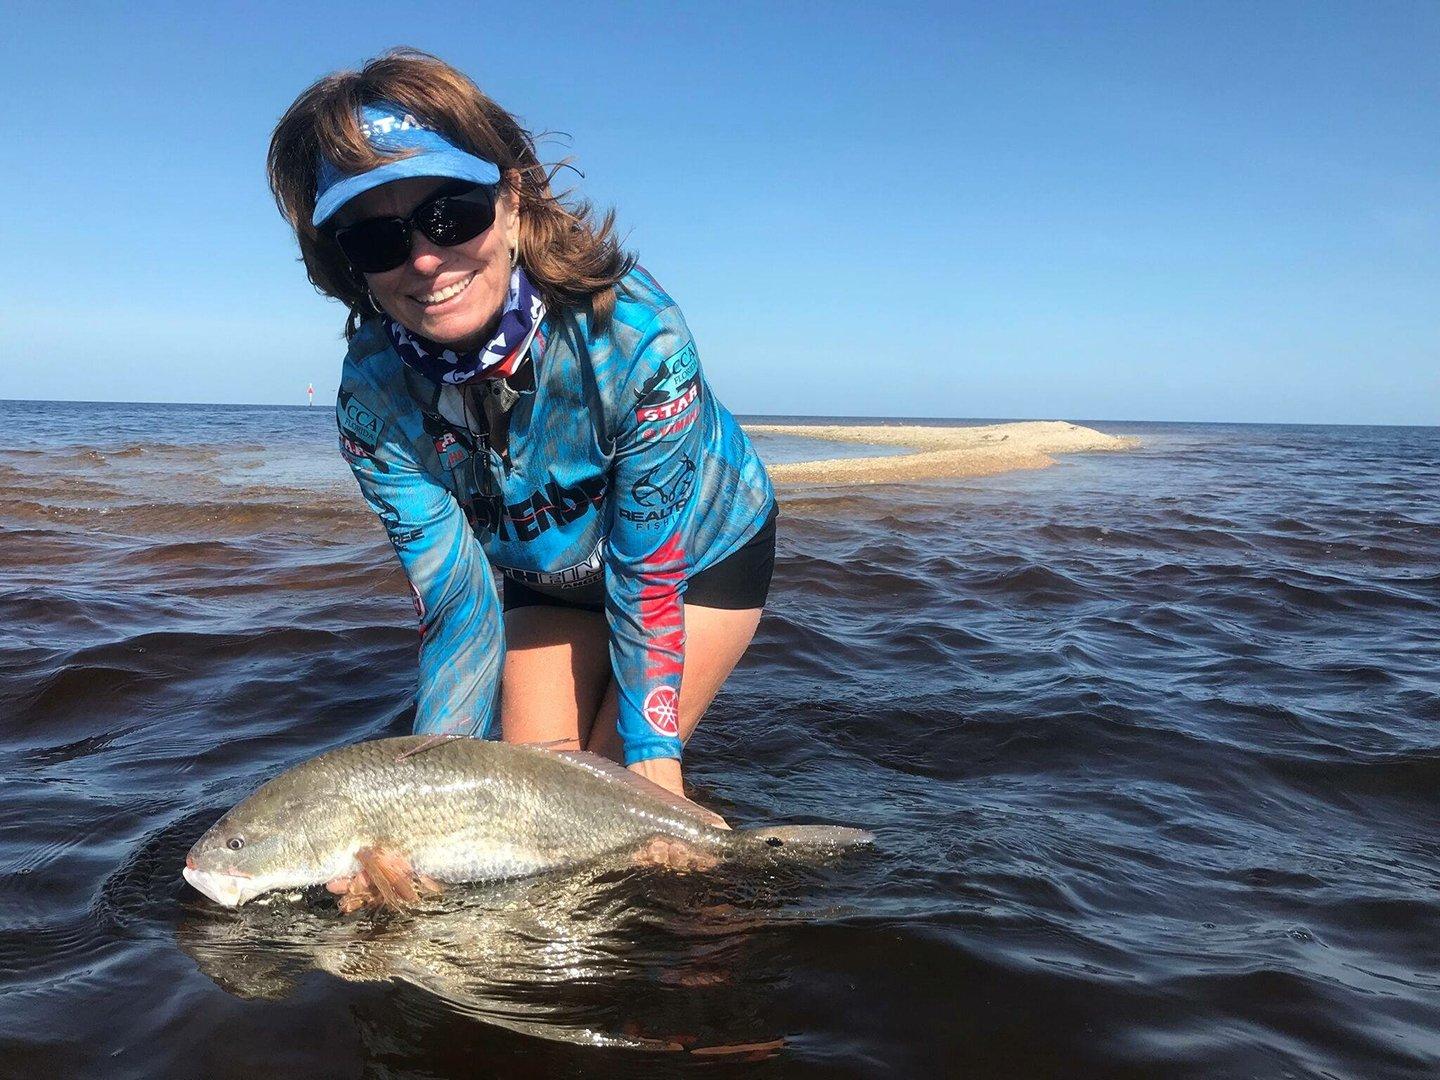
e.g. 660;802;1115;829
264;49;776;841
333;177;517;349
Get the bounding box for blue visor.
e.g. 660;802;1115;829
312;103;501;227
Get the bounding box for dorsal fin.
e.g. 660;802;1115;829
556;751;726;828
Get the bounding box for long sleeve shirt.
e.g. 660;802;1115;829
335;267;775;764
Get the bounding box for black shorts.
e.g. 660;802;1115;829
502;503;777;614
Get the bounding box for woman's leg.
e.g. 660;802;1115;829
499;605;611;750
500;603;763;761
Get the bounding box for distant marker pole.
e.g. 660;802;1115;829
307;382;314;406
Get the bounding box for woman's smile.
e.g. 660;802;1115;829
410;270;478;309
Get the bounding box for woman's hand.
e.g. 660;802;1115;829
628;755;684;796
629;757;730;829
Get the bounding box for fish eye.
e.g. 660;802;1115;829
766;837;784;848
227;836;245;851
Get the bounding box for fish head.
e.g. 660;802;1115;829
183;781;347;907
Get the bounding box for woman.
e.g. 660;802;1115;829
268;50;775;805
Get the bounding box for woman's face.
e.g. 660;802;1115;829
337;175;519;349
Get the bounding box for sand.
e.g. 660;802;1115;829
745;420;1138;485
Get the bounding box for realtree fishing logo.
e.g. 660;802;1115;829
620;456;695;525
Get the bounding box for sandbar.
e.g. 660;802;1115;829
745;420;1137;485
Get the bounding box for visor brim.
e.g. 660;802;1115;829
313;149;501;228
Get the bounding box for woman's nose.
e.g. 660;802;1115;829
407;231;448;275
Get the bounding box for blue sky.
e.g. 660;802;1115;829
4;1;1436;423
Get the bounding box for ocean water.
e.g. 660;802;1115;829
1;400;1437;1079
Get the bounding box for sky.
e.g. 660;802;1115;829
3;1;1437;424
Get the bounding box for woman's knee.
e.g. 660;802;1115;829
500;606;609;746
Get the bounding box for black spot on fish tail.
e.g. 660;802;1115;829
737;825;875;858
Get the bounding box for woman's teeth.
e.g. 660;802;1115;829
414;273;476;305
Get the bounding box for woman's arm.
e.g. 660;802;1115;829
338;387;505;736
602;306;710;775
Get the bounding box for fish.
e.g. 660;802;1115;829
183;735;873;909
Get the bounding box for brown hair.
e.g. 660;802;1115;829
268;48;635;338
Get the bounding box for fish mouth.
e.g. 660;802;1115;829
183;866;255;908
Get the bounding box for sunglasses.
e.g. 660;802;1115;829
332;181;498;274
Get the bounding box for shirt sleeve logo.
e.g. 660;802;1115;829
642;686;681;737
635;379;698;425
631;456;695;506
633;342;701;425
619;456;696;525
337;390;384;452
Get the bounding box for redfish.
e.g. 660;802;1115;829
183;736;872;909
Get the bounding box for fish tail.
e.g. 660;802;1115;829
735;825;875;858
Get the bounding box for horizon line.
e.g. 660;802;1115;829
0;397;1435;429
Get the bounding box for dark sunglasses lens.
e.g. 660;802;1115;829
336;219;410;274
416;192;496;248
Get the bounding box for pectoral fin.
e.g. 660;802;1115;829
331;847;444;914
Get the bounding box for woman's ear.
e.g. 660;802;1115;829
502;170;523;251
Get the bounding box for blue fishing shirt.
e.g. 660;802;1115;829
335;267;775;764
